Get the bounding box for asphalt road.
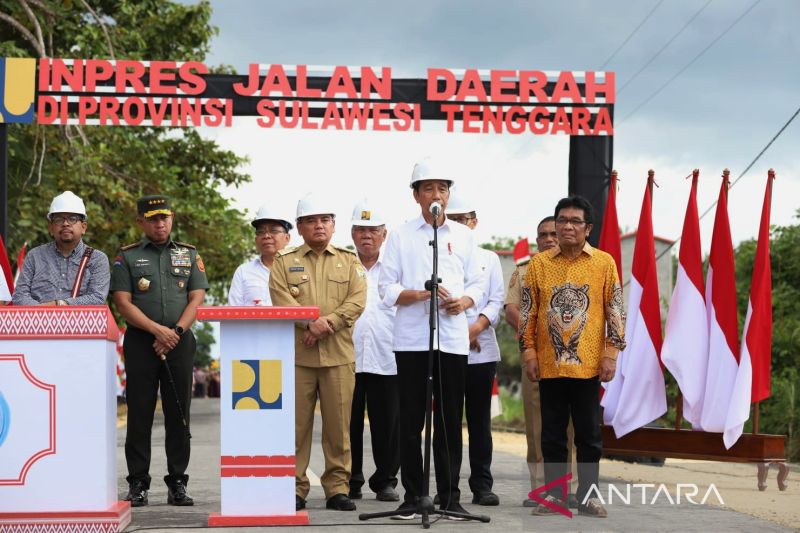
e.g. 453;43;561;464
116;398;794;533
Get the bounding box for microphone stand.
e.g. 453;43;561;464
360;207;489;529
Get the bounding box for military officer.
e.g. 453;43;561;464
111;195;208;508
269;193;367;512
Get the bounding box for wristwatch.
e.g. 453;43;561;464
174;326;185;335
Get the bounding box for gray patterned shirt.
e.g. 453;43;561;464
12;240;110;305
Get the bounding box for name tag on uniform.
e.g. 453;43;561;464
289;266;304;272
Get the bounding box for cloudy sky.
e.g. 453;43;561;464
196;0;800;251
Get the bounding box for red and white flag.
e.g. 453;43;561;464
512;238;530;265
14;241;27;286
602;171;666;437
0;235;13;301
724;170;774;448
490;376;503;418
598;170;622;281
661;170;708;428
700;170;740;432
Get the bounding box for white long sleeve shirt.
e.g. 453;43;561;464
353;257;397;375
228;257;272;306
466;247;505;364
378;215;485;355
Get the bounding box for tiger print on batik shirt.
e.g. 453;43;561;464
520;242;626;379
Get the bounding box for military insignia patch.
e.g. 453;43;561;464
196;254;205;272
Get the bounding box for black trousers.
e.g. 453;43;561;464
539;377;602;503
349;372;400;493
124;326;195;488
396;350;467;506
465;361;497;494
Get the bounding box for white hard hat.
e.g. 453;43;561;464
351;198;385;227
252;204;293;230
296;193;336;220
410;157;455;188
48;191;87;220
445;192;475;215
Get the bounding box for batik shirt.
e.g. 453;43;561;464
519;243;626;379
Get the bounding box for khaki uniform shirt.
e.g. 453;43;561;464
519;243;626;379
269;242;367;368
110;237;209;326
504;259;530;308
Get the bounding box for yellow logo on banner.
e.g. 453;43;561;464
0;58;35;124
231;359;282;410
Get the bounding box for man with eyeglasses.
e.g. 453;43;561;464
228;205;293;306
520;196;626;518
269;193;367;512
505;216;578;508
13;191;109;306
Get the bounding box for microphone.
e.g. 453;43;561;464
429;202;442;217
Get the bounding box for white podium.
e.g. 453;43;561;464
0;306;130;533
198;306;318;527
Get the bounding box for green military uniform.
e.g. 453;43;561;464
269;242;367;500
506;258;575;496
110;196;209;493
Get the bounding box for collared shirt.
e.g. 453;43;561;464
466;247;505;364
228;256;272;306
269;242;367;368
110;237;209;326
353;256;396;375
378;215;485;355
12;240;110;306
520;242;626;379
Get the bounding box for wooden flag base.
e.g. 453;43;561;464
602;425;788;491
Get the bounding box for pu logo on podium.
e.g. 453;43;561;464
231;359;282;409
0;58;36;123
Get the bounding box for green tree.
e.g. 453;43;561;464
0;0;251;303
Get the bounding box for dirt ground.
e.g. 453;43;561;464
490;430;799;529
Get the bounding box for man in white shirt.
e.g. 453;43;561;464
445;194;505;507
347;199;400;503
378;159;485;519
228;205;292;306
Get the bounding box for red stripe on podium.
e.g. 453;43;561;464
220;466;295;478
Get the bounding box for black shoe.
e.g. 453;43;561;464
523;498;537;507
167;479;194;506
124;480;148;507
348;487;363;499
567;493;580;509
390;501;419;520
375;486;400;502
326;493;356;511
472;491;500;506
296;495;306;511
440;501;471;521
